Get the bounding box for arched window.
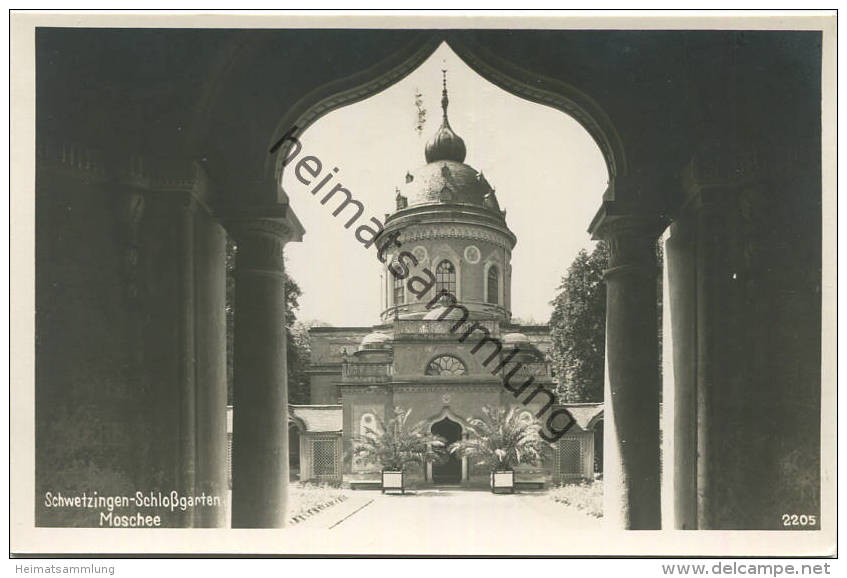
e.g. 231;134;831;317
487;265;499;304
393;275;405;305
435;260;456;295
426;354;467;376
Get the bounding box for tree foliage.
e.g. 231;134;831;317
352;407;446;472
549;240;664;403
549;242;609;403
448;405;549;471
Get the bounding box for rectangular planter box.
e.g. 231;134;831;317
490;470;515;494
382;470;405;494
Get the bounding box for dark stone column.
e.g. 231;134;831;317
192;211;228;527
177;196;197;528
229;218;297;528
595;215;663;530
176;194;229;528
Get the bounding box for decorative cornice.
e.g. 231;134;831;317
394;223;515;251
306;365;342;376
227;218;299;275
386;206;516;244
222;201;306;241
339;386;390;395
392;384;501;394
228;218;297;241
37;138;215;202
591;213;664;278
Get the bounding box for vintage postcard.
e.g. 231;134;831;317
9;10;837;558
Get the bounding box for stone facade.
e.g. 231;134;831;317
304;81;602;487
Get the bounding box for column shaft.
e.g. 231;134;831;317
666;220;698;529
230;220;292;528
600;217;662;529
193;214;228;527
178;198;197;528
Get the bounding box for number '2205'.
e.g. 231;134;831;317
782;514;817;526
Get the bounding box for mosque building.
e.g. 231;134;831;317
278;76;604;488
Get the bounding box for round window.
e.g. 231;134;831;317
464;245;480;264
425;355;467;376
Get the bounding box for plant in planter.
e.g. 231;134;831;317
448;405;549;494
352;407;446;494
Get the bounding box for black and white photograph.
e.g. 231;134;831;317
9;10;837;558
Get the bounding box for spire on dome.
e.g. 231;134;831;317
441;69;449;120
425;69;467;163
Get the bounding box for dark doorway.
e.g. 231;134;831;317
431;417;462;484
593;421;604;474
289;423;301;481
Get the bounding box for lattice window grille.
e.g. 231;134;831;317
312;439;337;477
226;433;233;489
558;436;583;475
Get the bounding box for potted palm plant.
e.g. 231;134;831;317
448;405;548;494
353;407;446;494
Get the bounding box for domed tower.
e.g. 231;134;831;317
381;72;516;322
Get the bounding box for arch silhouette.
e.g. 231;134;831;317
269;35;625;197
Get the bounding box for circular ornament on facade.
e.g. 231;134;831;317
412;246;428;265
464;245;481;264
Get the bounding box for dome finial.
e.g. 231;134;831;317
441;69;449;121
425;69;466;163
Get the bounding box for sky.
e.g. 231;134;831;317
282;43;608;327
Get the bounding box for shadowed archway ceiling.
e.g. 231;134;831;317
36;28;821;214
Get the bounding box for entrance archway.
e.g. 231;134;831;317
431;417;462;485
231;33;660;530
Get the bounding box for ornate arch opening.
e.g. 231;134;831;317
268;36;625;193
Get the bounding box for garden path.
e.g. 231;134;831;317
282;488;603;555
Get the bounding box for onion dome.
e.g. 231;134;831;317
395;71;503;212
401;161;492;206
483;190;501;212
502;332;544;361
359;331;392;350
424;70;467;164
502;332;531;345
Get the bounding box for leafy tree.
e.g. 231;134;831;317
225;237;311;405
352;407;446;472
549;242;609;403
549;240;663;403
448;405;549;472
287;320;314;405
